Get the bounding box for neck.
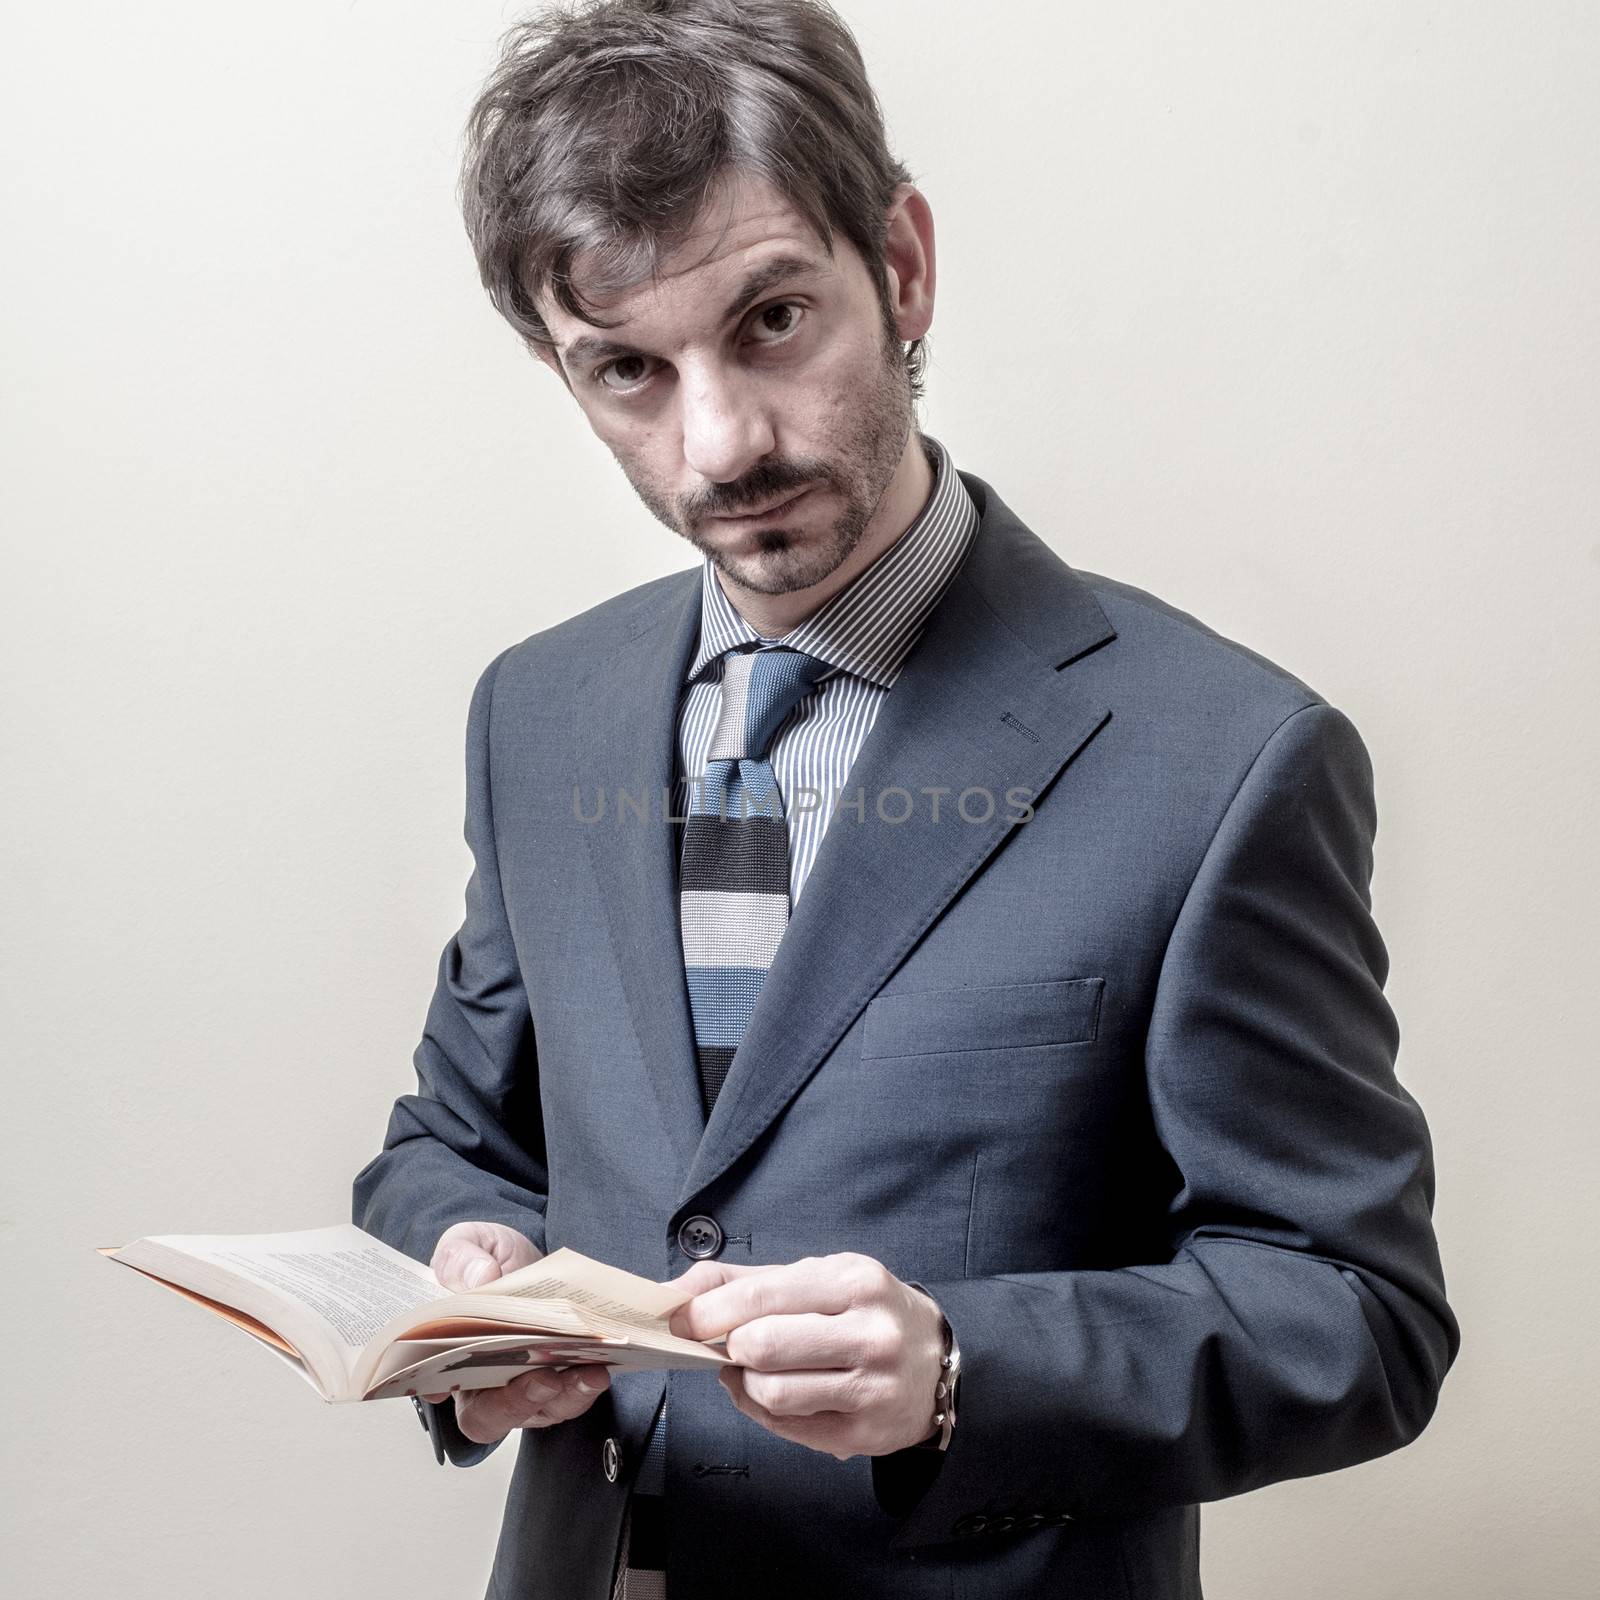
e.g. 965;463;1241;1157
720;431;934;638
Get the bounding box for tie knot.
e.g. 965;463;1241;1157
708;645;830;762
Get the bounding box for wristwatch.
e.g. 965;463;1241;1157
910;1283;960;1452
930;1311;960;1451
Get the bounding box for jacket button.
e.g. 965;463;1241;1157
677;1215;724;1259
953;1514;988;1537
602;1437;621;1484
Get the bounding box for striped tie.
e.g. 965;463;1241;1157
679;642;831;1115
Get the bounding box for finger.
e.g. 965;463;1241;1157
527;1365;612;1426
431;1229;499;1291
664;1260;766;1336
738;1365;879;1419
456;1369;580;1443
419;1390;449;1403
460;1251;502;1289
719;1367;861;1458
483;1226;537;1275
431;1222;485;1279
487;1364;610;1424
722;1311;862;1372
668;1259;764;1297
432;1222;532;1290
669;1260;733;1296
673;1256;875;1343
457;1374;560;1440
433;1245;497;1291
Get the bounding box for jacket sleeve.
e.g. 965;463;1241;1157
875;701;1459;1543
351;647;548;1468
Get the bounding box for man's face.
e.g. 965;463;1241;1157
534;172;916;599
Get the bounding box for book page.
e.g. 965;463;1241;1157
363;1333;725;1400
108;1261;305;1357
478;1248;724;1352
133;1225;448;1351
355;1248;728;1391
363;1333;626;1399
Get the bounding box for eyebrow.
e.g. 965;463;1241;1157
558;253;826;374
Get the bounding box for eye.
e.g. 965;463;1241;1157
596;354;658;394
748;301;805;344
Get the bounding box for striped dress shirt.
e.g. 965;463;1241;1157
616;434;978;1597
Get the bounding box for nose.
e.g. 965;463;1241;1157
678;359;775;488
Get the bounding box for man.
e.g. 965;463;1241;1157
351;2;1458;1596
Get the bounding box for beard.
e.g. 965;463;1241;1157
615;317;916;597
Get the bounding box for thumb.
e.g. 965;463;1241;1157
463;1255;499;1289
665;1259;759;1335
431;1223;506;1292
432;1221;538;1291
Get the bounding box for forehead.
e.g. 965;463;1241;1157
538;172;845;350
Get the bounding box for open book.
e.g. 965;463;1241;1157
101;1224;728;1404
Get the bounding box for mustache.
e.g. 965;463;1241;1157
685;459;832;521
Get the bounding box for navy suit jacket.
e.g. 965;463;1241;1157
352;469;1457;1599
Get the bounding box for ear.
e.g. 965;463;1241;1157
881;184;936;344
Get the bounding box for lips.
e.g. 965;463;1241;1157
711;486;814;523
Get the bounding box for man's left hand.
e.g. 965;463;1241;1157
665;1252;945;1461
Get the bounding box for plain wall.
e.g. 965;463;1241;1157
3;2;1596;1595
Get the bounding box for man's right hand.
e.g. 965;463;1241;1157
420;1220;612;1445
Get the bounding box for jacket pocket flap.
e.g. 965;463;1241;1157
860;977;1104;1060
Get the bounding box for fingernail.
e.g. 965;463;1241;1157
463;1259;494;1288
577;1374;600;1393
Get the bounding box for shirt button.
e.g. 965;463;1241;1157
602;1437;621;1484
677;1215;724;1260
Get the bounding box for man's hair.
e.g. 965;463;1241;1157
459;0;926;398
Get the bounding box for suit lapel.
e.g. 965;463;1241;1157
578;572;708;1181
577;473;1118;1203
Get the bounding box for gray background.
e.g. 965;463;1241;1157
3;2;1595;1595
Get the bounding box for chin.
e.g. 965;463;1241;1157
718;540;846;598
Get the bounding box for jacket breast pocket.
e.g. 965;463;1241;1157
859;976;1105;1061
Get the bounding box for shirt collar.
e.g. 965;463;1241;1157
685;433;979;691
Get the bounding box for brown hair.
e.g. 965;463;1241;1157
459;0;926;397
